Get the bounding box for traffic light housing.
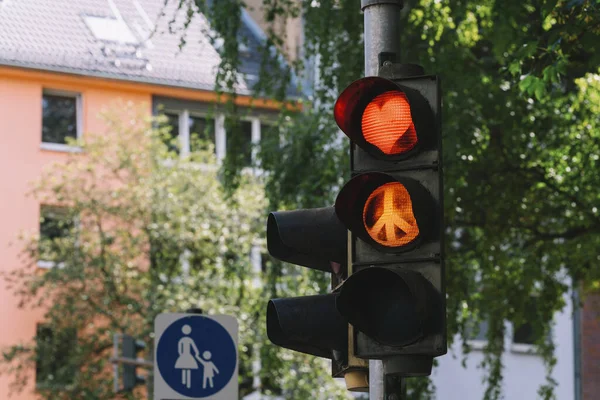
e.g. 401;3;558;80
265;68;444;380
265;207;349;361
121;334;146;391
334;72;445;375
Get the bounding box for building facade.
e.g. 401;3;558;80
434;289;576;399
0;0;286;398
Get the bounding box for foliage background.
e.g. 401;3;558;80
184;0;600;398
2;0;600;399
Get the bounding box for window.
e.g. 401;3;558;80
513;322;536;345
36;325;77;388
189;115;216;153
468;319;489;341
38;206;74;268
511;299;550;353
83;16;137;44
466;319;489;350
225;119;262;167
239;120;253;166
161;110;217;157
42;91;81;148
154;98;276;167
163;113;180;154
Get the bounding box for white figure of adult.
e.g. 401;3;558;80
175;325;201;389
196;351;219;389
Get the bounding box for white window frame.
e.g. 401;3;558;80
40;89;83;153
163;108;225;162
163;109;279;175
510;321;550;355
245;118;280;176
510;342;537;354
158;100;281;178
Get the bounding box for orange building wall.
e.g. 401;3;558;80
0;71;152;399
0;65;286;398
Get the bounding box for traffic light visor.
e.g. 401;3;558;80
363;182;419;247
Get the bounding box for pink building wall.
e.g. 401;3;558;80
0;65;282;399
0;70;152;399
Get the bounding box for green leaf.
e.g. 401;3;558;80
519;75;535;92
509;61;521;76
542;0;559;18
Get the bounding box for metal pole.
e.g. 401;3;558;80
361;1;404;399
113;333;120;394
362;0;403;77
369;360;385;399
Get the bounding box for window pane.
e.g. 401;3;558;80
42;94;77;144
40;207;73;241
36;325;77;386
467;319;488;341
40;207;73;261
164;113;180;154
513;300;545;345
189;116;215;153
261;123;278;148
240;120;253;166
513;322;536;345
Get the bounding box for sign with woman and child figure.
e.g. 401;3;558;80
154;313;238;399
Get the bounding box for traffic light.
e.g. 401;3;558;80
265;207;349;360
121;334;146;391
333;72;445;375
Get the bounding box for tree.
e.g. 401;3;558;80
172;0;600;398
0;103;350;399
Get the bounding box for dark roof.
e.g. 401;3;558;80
0;0;299;97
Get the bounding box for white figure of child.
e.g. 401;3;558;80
195;350;220;389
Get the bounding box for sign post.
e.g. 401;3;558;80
154;313;238;400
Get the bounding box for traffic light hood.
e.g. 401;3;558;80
267;294;347;359
267;207;347;273
334;76;436;161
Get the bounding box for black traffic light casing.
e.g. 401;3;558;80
121;334;146;391
265;207;349;368
333;70;445;372
267;207;347;274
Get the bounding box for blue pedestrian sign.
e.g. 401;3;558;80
154;313;238;400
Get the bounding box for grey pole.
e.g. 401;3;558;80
362;0;403;77
361;1;404;399
369;361;385;400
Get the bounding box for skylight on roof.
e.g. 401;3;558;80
84;16;138;44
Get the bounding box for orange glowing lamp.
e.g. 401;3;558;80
361;91;417;155
335;172;433;252
363;182;419;247
333;76;435;161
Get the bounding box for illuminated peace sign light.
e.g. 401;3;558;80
335;172;434;252
363;182;419;247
